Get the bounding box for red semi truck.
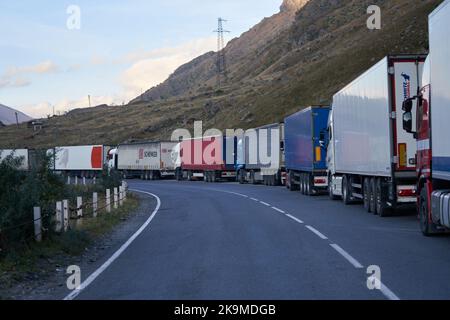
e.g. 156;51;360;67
402;0;450;235
174;135;237;182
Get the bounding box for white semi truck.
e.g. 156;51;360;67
114;141;178;179
327;55;426;216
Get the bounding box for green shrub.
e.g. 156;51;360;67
0;151;65;254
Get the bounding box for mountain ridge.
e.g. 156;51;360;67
0;0;444;148
0;104;33;127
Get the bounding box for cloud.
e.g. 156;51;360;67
0;60;60;90
4;60;59;77
15;37;219;118
120;37;217;97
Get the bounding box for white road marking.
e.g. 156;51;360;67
64;189;161;300
379;282;401;301
286;214;303;224
260;201;271;207
272;207;286;214
306;225;328;240
225;191;249;198
128;184;401;300
330;244;364;269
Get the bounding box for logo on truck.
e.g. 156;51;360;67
138;148;157;159
401;73;411;100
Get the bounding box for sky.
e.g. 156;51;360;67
0;0;281;118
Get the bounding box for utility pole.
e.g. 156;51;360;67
88;95;92;108
214;17;230;89
15;112;19;127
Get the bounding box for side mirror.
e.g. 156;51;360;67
402;98;413;112
403;112;413;133
319;131;326;148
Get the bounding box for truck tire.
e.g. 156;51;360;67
270;175;276;186
376;178;391;217
300;174;305;194
250;171;256;185
288;172;299;191
305;174;311;195
342;175;352;205
328;177;340;200
363;178;371;212
420;187;434;236
187;171;193;181
211;172;217;183
238;170;245;184
370;178;377;214
176;169;182;181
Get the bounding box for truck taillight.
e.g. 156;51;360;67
398;189;416;197
314;177;326;184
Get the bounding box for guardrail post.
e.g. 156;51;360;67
119;186;124;206
114;188;119;209
67;176;71;185
63;200;69;231
77;196;83;217
106;189;111;213
93;192;98;217
122;181;127;200
33;207;42;242
55;201;63;232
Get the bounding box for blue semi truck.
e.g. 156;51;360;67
285;106;330;195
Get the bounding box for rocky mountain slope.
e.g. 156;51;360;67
0;0;443;148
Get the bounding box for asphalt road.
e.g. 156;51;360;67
71;180;450;300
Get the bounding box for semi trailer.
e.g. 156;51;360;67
50;145;112;177
174;135;236;182
236;123;286;186
285;106;330;195
114;141;177;179
402;0;450;235
327;55;426;216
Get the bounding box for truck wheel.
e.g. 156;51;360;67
270;175;275;186
149;171;154;181
305;174;311;195
342;175;352;205
328;177;339;200
211;172;217;183
238;170;245;184
376;178;390;217
250;171;256;185
187;171;193;181
306;174;311;194
420;187;434;236
288;172;299;191
370;178;377;214
300;174;305;194
363;178;371;212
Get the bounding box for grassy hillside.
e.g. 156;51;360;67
0;0;443;149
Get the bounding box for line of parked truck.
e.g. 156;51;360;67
1;0;449;236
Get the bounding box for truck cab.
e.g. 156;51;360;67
401;0;450;235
